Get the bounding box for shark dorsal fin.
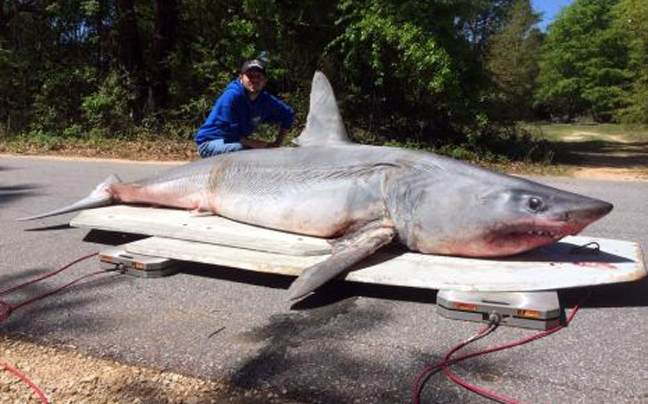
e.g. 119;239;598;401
294;71;352;147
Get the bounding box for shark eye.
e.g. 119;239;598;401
528;197;544;212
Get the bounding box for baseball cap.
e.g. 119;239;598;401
241;59;266;75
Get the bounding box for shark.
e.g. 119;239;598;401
18;72;613;300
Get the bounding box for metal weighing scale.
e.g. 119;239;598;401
99;246;180;278
436;290;562;330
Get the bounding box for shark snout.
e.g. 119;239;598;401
561;198;613;226
579;199;613;220
596;200;613;216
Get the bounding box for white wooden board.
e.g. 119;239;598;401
70;206;647;292
71;205;331;256
123;235;646;292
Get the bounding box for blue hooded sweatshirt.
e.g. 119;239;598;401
195;79;295;145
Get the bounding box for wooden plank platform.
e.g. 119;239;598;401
71;206;647;292
71;205;331;256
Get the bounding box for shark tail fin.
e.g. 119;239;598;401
17;174;122;221
293;71;353;147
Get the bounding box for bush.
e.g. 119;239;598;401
81;71;134;137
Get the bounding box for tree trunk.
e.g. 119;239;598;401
115;0;146;122
0;1;5;45
145;0;177;113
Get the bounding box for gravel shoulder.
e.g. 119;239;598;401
1;336;224;404
0;337;300;404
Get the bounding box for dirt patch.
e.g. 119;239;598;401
562;131;632;144
561;131;600;142
572;167;648;181
553;129;648;181
0;138;198;163
0;337;300;404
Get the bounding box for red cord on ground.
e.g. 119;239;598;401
414;296;588;404
412;323;495;404
441;302;584;404
0;251;107;404
0;252;99;297
0;361;50;404
0;252;100;322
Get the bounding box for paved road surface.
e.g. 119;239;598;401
1;156;647;403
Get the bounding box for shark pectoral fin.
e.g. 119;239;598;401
16;174;121;221
287;224;396;301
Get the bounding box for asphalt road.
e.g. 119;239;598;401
1;155;647;404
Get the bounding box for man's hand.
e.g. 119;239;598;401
240;136;270;149
272;127;289;148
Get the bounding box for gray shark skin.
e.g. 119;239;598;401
18;72;613;300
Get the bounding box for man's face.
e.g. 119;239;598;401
240;69;267;95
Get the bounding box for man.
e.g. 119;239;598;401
195;59;295;157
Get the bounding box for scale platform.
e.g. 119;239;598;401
437;290;561;330
99;246;180;278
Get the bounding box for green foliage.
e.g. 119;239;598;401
382;121;555;164
324;0;483;144
4;0;637;165
81;71;134;136
30;65;95;135
486;0;542;121
332;0;456;93
611;0;648;124
15;130;67;151
535;0;628;122
0;49;30;135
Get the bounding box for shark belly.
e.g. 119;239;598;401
208;151;390;237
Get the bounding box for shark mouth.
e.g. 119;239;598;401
425;217;595;258
483;220;589;256
498;229;566;247
426;225;576;258
521;229;563;239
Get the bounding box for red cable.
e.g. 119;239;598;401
441;303;583;404
413;323;494;404
0;252;106;404
0;361;50;404
10;269;109;313
447;301;581;370
414;298;586;404
0;252;100;321
0;252;99;297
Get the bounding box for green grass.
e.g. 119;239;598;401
0;133;197;161
523;122;648;143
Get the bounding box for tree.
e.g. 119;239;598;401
115;0;146;122
535;0;627;122
323;0;494;143
486;0;542;120
0;0;558;156
456;0;516;54
611;0;648;124
146;0;177;113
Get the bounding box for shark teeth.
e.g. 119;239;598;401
526;230;561;239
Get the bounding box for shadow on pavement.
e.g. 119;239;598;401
0;268;126;337
0;184;40;207
552;139;648;170
560;276;648;309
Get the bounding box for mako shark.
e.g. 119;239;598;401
19;72;613;300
